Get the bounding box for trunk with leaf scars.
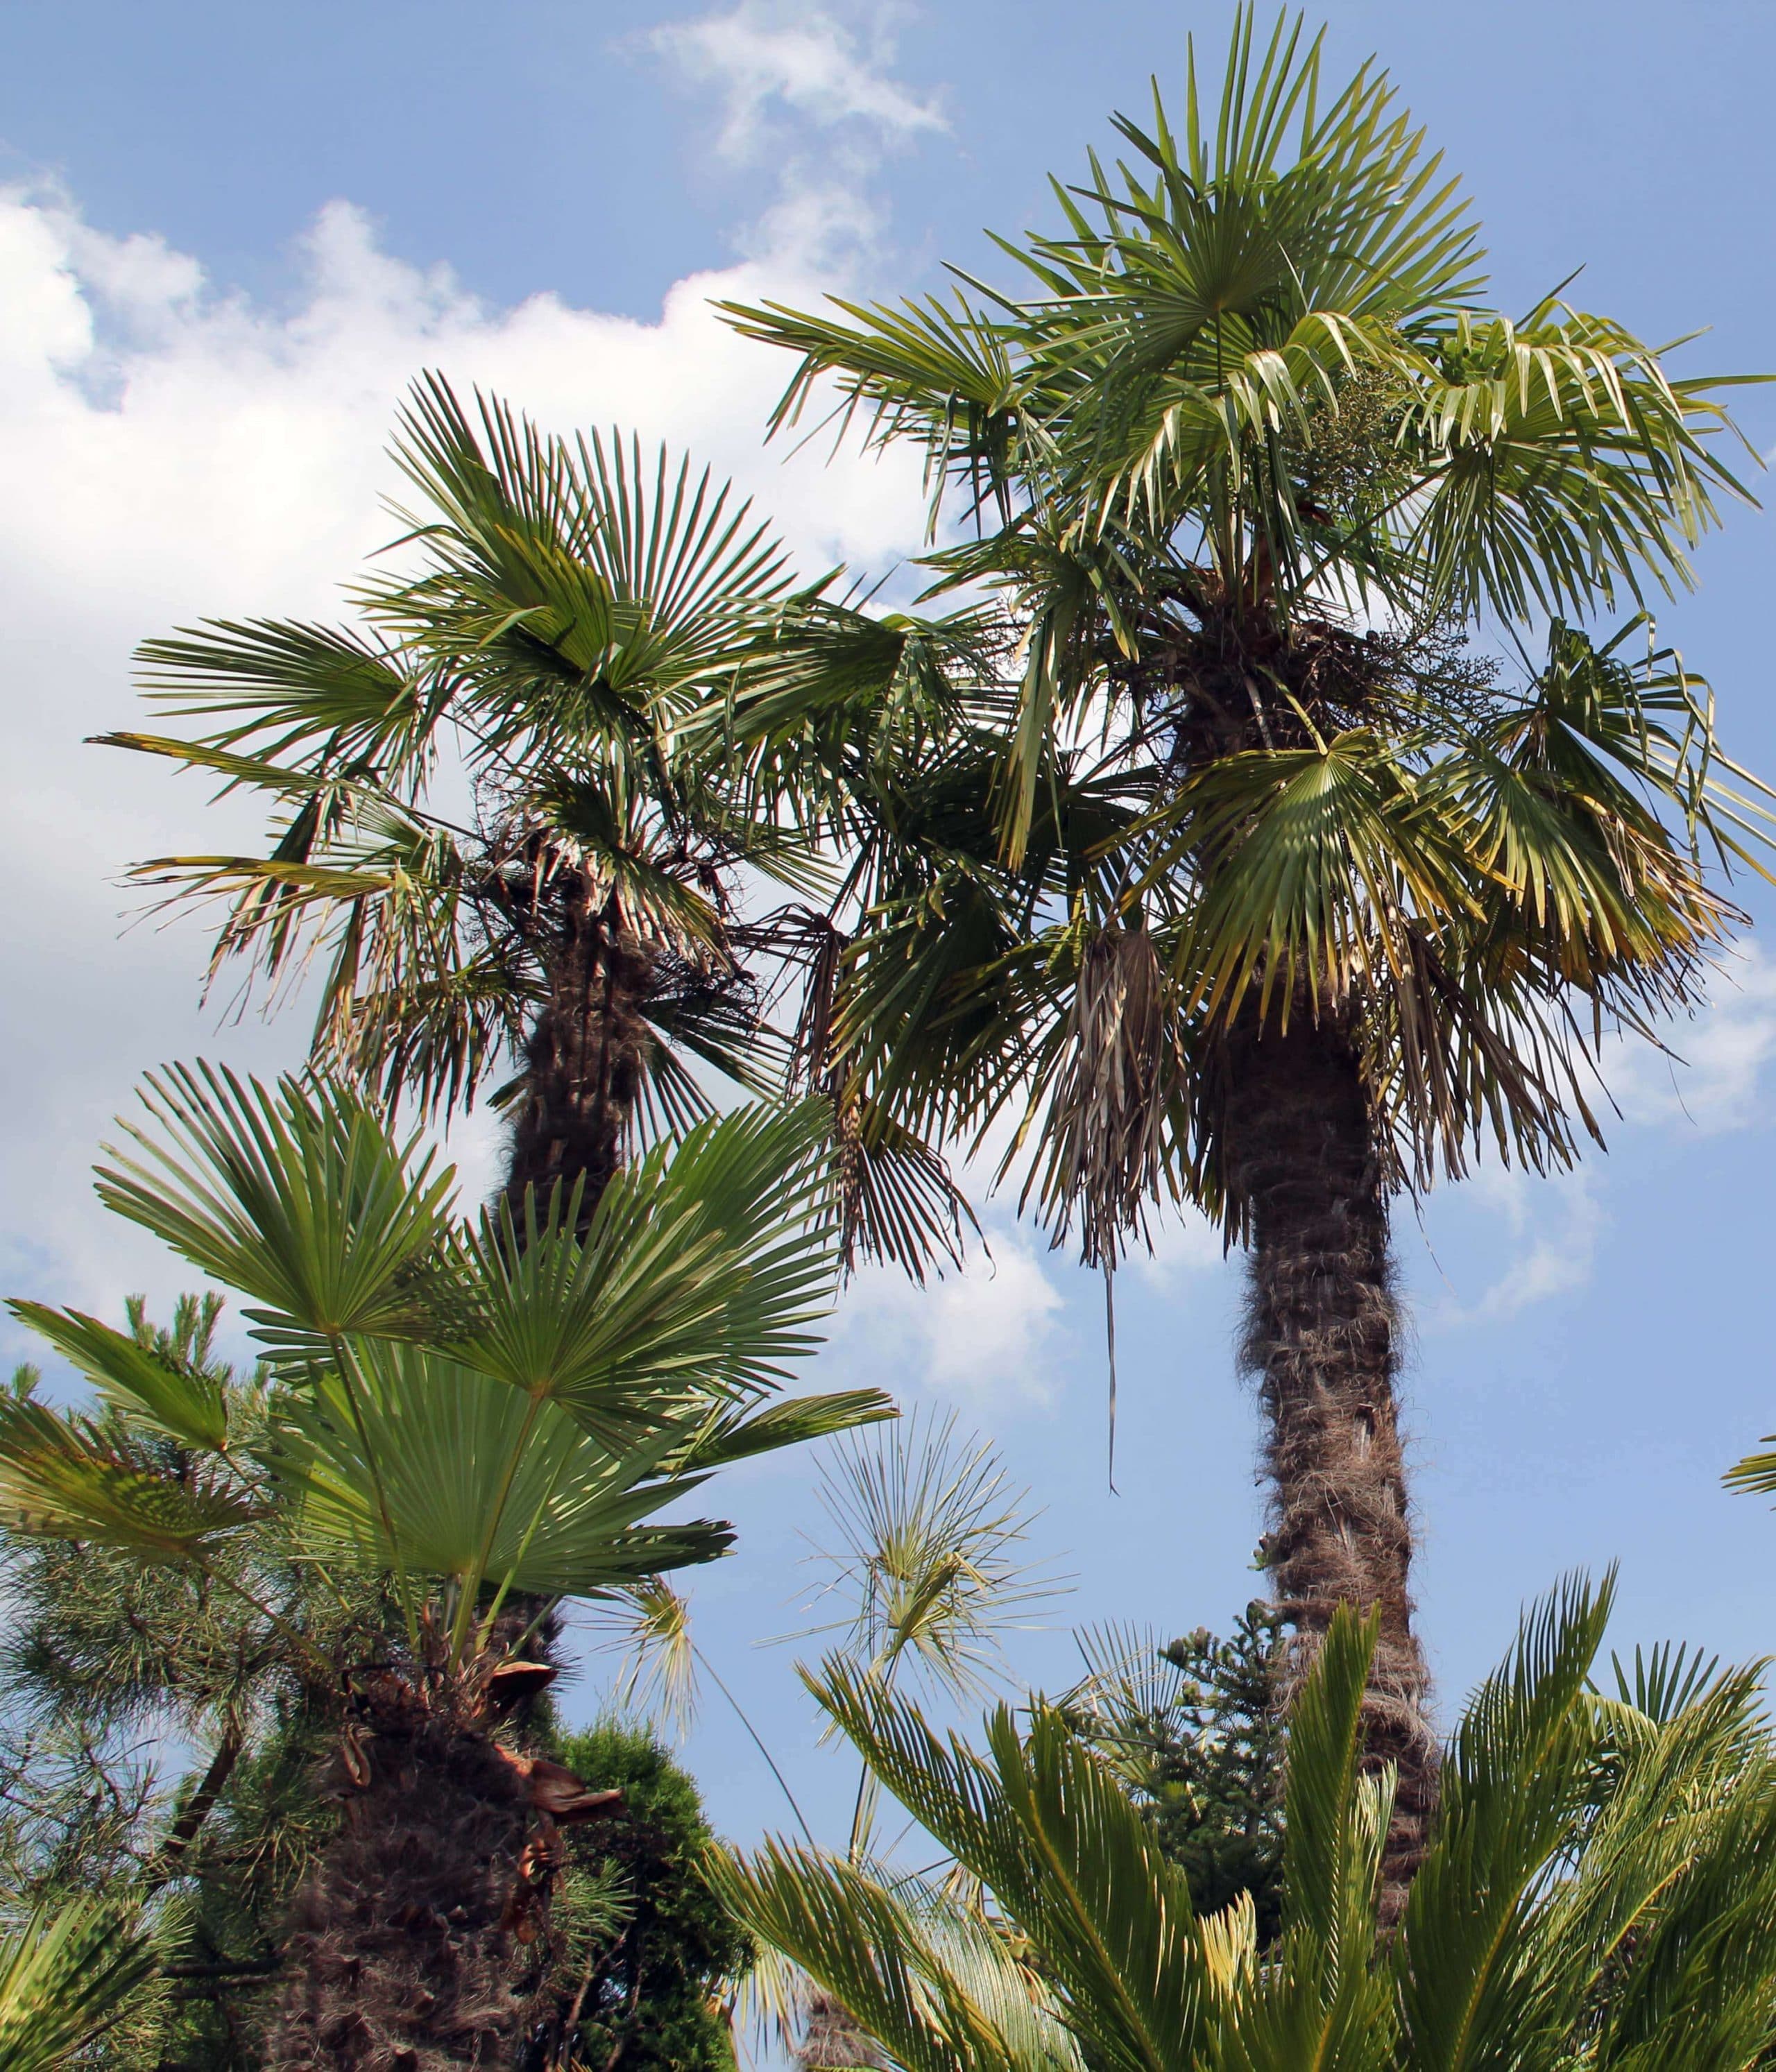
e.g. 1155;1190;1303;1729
1221;1007;1437;1927
268;1624;600;2071
267;1684;535;2072
505;895;655;1227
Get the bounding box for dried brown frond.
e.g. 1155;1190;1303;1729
1040;922;1181;1269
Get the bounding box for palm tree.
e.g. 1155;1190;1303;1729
103;379;975;1263
0;1065;890;2069
716;7;1776;1908
718;1576;1776;2071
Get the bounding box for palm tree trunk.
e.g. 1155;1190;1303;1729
1221;1007;1437;1926
266;1697;536;2071
505;896;654;1228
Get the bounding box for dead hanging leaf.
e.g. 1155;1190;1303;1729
1044;922;1179;1270
1037;922;1181;1494
486;1659;558;1709
493;1747;625;1824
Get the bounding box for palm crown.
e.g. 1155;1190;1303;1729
107;378;825;1217
110;375;998;1269
722;6;1775;1249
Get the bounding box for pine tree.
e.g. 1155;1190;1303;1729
522;1724;749;2072
1064;1601;1288;1940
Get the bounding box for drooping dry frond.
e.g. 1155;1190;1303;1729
1034;922;1181;1269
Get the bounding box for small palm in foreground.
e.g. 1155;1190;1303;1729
0;1068;889;2070
720;1576;1776;2072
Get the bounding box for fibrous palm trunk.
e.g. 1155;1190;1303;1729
1221;1008;1437;1926
267;1690;534;2071
504;895;654;1227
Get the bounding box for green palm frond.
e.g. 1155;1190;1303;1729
796;1410;1062;1707
0;1394;262;1564
1725;1435;1776;1498
808;1659;1209;2072
0;1899;153;2072
130;618;435;776
373;373;795;746
11;1066;858;1680
715;291;1027;529
443;1099;839;1429
94;1063;458;1364
726;1576;1776;2072
1391;1575;1614;2070
713;1843;1078;2072
594;1576;702;1738
669;1389;897;1473
269;1344;732;1599
6;1303;229;1452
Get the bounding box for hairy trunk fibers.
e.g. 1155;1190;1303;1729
798;1990;885;2071
504;897;654;1228
266;1684;534;2071
1222;1009;1438;1926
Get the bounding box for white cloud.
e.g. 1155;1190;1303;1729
1424;1167;1603;1330
1131;1203;1226;1290
0;180;930;1342
1607;947;1776;1134
649;1;946;162
829;1221;1067;1406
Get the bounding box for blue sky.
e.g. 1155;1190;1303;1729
3;0;1776;1867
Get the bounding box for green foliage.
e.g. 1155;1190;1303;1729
0;1303;382;2069
0;1077;888;2062
117;1695;342;2072
3;1070;885;1666
717;1576;1776;2071
109;377;803;1133
1064;1605;1288;1939
524;1723;749;2072
106;372;977;1272
0;1900;153;2072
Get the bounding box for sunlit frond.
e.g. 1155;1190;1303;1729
0;1899;153;2072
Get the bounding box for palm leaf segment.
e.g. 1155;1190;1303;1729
719;6;1775;1253
717;1575;1776;2071
1;1064;891;1663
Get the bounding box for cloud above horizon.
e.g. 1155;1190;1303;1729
647;1;946;162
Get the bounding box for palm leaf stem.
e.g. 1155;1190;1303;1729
452;1387;547;1659
694;1641;819;1848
